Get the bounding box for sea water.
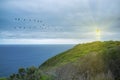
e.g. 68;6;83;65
0;45;74;77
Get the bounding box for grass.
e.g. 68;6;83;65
39;41;120;80
40;41;120;69
0;78;6;80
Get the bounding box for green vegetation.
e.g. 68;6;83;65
7;66;54;80
0;78;6;80
6;41;120;80
40;41;120;69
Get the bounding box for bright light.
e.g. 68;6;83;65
96;29;101;40
96;29;101;36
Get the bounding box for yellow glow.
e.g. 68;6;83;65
96;29;101;40
96;29;101;36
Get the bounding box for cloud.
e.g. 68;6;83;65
0;0;120;44
0;30;95;39
0;39;90;44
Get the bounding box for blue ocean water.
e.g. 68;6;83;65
0;45;74;77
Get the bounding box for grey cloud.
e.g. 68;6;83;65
0;0;120;41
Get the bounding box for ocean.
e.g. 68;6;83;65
0;45;74;77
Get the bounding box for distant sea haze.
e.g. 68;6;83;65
0;44;74;77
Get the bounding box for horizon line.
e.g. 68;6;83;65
0;39;96;45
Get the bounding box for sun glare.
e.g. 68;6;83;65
96;29;101;40
96;29;101;36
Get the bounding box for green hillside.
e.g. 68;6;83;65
0;78;6;80
7;41;120;80
40;41;120;69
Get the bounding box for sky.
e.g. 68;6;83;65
0;0;120;44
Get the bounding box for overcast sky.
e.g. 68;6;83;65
0;0;120;44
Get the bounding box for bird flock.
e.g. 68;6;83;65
13;18;64;32
14;18;43;23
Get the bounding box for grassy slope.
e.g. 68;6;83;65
40;41;120;69
0;78;6;80
39;41;120;80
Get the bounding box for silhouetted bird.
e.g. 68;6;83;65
23;19;26;21
18;18;20;21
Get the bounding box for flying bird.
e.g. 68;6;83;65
18;18;20;21
23;19;26;21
